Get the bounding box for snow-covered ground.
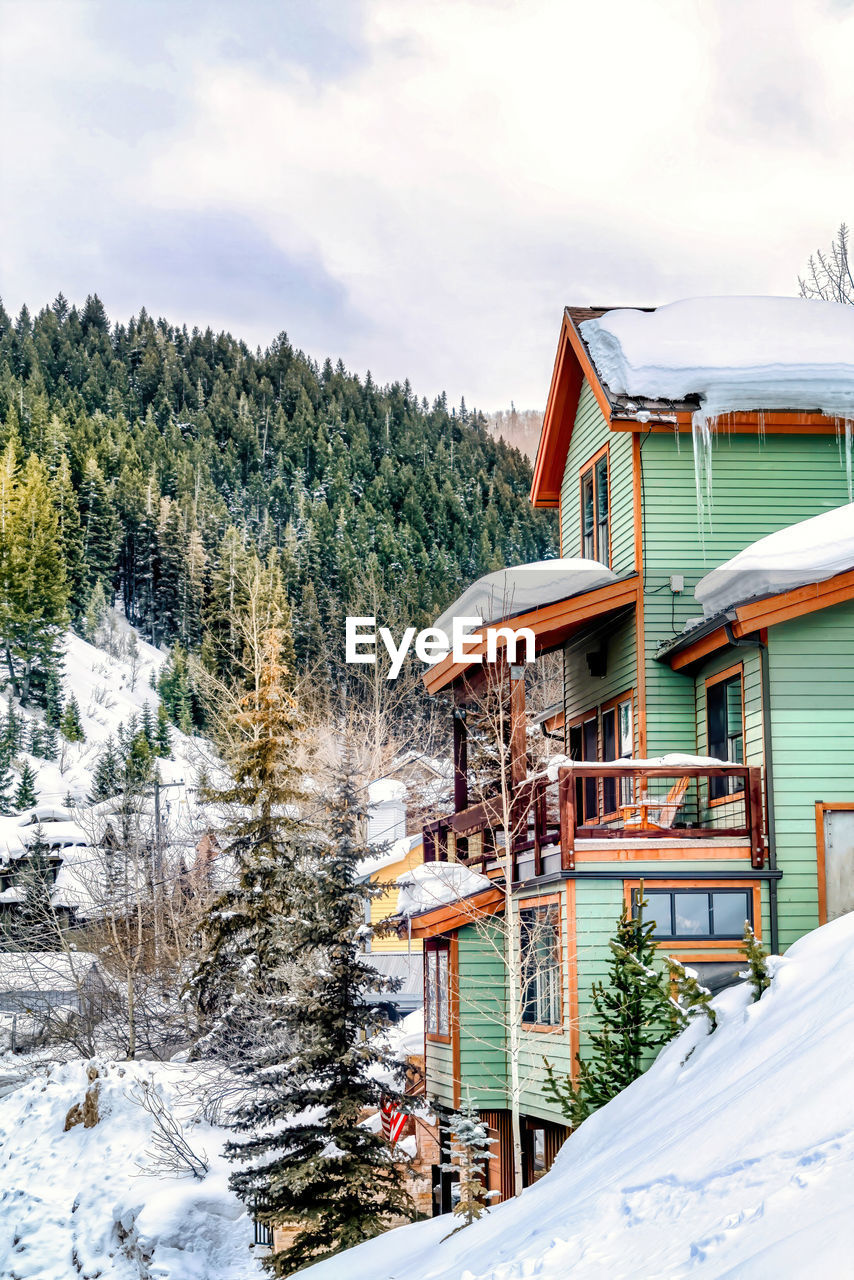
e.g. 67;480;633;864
0;1057;263;1280
303;913;854;1280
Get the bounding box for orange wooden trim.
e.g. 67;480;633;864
450;932;461;1107
578;442;611;569
812;803;854;926
518;891;561;909
566;879;579;1072
575;843;753;862
531;316;581;508
733;567;854;633
405;886;505;937
664;948;746;961
704;660;744;690
565;315;613;421
708;791;746;809
423;576;640;694
669;625;731;670
622;878;761;939
610;411;841;434
631;432;643;574
631;431;647;752
542;707;565;733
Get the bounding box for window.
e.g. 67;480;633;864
426;943;450;1037
520;904;561;1026
580;451;609;566
707;668;744;800
639;888;752;940
569;694;633;823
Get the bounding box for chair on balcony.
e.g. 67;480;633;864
619;774;691;832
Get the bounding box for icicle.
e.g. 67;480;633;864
846;420;853;502
757;410;765;446
673;422;680;454
691;412;715;556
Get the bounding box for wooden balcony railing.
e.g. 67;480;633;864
423;763;766;881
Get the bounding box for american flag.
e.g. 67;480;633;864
380;1096;407;1145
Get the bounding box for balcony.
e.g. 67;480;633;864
423;762;766;881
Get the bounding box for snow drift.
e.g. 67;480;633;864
695;501;854;617
303;913;854;1280
0;1058;262;1280
581;296;854;421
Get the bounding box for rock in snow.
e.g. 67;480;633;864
302;912;854;1280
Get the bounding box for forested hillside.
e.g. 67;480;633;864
0;294;554;725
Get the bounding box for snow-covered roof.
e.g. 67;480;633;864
695;502;854;618
0;951;102;992
580;297;854;422
367;778;407;806
396;862;493;918
359;832;422;880
434;558;617;633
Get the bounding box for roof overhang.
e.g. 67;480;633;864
661;567;854;670
531;305;844;509
397;886;506;939
423;576;639;695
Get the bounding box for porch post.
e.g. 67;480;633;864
453;703;468;813
509;665;527;789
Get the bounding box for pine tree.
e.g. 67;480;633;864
224;751;413;1273
51;455;86;620
124;730;154;787
89;735;123;802
441;1098;497;1232
28;721;43;758
0;758;13;815
11;826;54;948
192;623;315;1059
140;700;155;749
741;922;771;1001
155;701;171;757
13;760;38;811
59;695;85;742
79;454;120;595
665;958;717;1031
544;886;678;1126
41;725;58;761
83;580;108;643
2;704;21;756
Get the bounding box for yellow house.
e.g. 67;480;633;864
367;833;425;953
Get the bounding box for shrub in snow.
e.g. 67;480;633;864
440;1099;497;1233
741;921;771;1002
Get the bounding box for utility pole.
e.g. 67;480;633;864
150;778;184;963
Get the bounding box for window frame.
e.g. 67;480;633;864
578;445;611;568
626;880;759;946
519;896;563;1032
425;938;452;1043
568;690;634;824
705;663;745;805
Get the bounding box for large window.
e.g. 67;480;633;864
639;888;752;940
520;903;561;1026
707;667;744;800
581;451;609;566
425;943;450;1037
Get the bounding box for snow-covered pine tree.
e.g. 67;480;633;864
665;958;717;1031
89;736;123;803
0;759;14;816
27;721;43;758
13;760;38;811
10;825;54;949
441;1097;497;1232
741;922;771;1001
227;752;412;1275
155;702;171;757
59;695;85;742
544;885;676;1125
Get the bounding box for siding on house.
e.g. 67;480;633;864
457;920;509;1109
560;382;635;576
767;600;854;949
563;615;638;754
640;430;851;757
516;882;575;1125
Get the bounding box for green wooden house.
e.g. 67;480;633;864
404;299;854;1210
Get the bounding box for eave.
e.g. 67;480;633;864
661;567;854;670
423;575;639;695
531;305;846;508
397;886;506;939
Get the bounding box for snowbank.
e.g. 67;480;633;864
396;862;493;917
359;832;421;880
581;296;854;421
0;1058;261;1280
696;501;854;617
433;558;616;632
301;912;854;1280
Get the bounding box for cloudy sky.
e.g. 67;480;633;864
1;0;853;408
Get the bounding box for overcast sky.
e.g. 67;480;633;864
1;0;853;409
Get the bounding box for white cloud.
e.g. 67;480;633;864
2;0;854;407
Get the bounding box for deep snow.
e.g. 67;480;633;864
580;296;854;420
302;912;854;1280
0;1057;263;1280
695;501;854;618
